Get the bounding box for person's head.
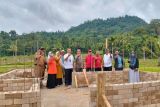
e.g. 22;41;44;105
105;49;110;54
56;51;60;57
131;51;135;56
40;47;45;56
77;49;81;55
88;49;92;55
96;51;100;56
60;50;65;55
48;51;53;57
67;48;72;54
115;50;119;56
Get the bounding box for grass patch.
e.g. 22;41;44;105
0;56;160;73
0;63;33;74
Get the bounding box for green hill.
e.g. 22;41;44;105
66;15;147;36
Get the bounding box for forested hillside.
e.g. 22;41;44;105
0;15;160;58
66;15;147;36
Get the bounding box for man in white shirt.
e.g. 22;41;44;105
103;49;112;71
64;48;74;87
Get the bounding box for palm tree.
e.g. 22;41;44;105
8;41;18;56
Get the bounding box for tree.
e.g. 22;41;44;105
8;41;18;56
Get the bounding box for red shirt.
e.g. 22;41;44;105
95;55;102;68
85;55;95;68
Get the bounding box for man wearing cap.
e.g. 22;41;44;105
34;48;47;79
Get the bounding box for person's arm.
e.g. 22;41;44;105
72;55;74;69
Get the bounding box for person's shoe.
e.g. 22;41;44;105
67;85;72;89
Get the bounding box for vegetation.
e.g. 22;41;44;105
0;15;160;59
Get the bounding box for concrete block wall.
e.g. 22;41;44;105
0;70;41;107
72;70;129;87
90;80;160;107
140;72;160;82
0;69;33;79
0;83;40;107
90;71;160;107
0;78;39;92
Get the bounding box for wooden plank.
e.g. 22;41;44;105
102;95;112;107
83;69;89;87
74;75;78;88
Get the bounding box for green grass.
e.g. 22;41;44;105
0;55;160;74
139;59;160;72
124;59;160;72
0;63;33;74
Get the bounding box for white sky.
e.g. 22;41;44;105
0;0;160;34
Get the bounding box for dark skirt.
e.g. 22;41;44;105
57;78;63;85
46;74;57;89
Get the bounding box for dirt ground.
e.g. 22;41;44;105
41;86;90;107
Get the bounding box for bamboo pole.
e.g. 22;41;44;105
83;69;89;87
106;38;108;49
74;75;78;88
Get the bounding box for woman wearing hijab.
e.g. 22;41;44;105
55;51;63;85
46;52;57;89
128;51;139;83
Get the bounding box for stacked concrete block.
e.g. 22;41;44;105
90;71;160;107
0;70;41;107
0;69;33;79
0;85;40;107
72;70;129;87
140;72;160;82
0;78;39;92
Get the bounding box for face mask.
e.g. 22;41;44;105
131;54;135;56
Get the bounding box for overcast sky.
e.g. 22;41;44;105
0;0;160;34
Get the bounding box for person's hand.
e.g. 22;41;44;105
135;68;138;72
68;53;71;56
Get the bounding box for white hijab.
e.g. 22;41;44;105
47;51;53;62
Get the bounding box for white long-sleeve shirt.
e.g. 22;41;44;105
63;53;74;69
103;54;112;67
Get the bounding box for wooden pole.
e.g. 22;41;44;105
106;38;108;49
83;69;89;87
74;75;78;88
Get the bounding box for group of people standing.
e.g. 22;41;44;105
34;47;139;89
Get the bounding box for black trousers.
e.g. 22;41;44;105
86;68;95;72
103;66;112;71
46;74;56;89
95;68;102;71
65;69;73;86
115;68;123;71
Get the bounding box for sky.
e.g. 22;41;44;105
0;0;160;34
